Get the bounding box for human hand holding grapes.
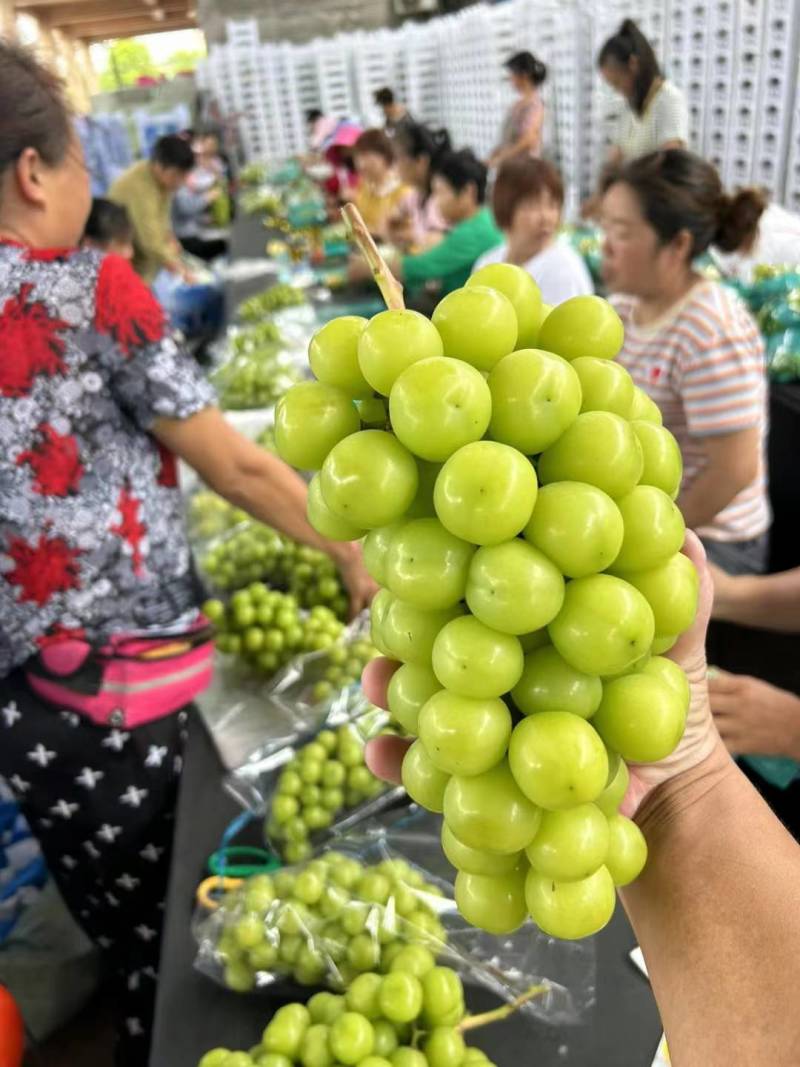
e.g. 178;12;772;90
362;531;721;819
334;542;379;619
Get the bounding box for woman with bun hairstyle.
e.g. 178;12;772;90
488;51;547;168
602;149;770;574
709;192;800;283
391;121;452;251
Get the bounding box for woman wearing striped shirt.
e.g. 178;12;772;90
601;149;770;574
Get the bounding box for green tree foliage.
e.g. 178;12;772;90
99;39;157;91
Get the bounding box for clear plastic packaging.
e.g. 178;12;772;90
194;808;595;1025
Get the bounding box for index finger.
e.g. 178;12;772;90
362;656;400;711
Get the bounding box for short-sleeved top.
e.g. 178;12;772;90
617;80;688;161
473;238;594;305
499;93;544;156
353;177;416;239
613;281;770;544
402;207;503;295
0;241;215;678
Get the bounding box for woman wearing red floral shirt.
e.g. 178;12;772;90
0;43;373;1065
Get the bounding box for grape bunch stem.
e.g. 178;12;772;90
458;983;549;1031
342;204;405;312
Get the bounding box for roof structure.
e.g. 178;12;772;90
13;0;196;42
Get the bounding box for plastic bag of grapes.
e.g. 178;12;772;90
225;698;405;862
193;807;594;1025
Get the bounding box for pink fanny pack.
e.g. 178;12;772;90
25;618;215;729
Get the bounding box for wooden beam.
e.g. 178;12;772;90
43;0;187;26
76;14;193;40
16;0;103;9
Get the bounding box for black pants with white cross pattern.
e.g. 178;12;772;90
0;669;188;1067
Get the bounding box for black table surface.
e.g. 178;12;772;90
149;714;662;1067
150;210;664;1066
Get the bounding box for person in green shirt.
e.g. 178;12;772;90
349;148;502;297
109;135;195;284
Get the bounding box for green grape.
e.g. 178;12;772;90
390;1050;428;1067
604;814;648;886
423;1028;466;1067
378;972;424;1023
371;1022;399;1059
347;932;381;972
454;868;527;934
199;1049;231;1067
308;993;347;1025
525;804;609;881
421;967;465;1027
346;972;384;1019
329;1013;376;1065
388;945;436;978
300;1024;335;1067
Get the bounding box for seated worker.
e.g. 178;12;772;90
82;198;135;261
474;156;593;304
109;134;195;284
172;134;229;262
351;128;415;240
351;148;502;297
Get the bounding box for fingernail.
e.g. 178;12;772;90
706;666;719;680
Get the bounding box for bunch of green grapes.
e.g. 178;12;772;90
203;592;344;678
266;723;389;863
201;528;349;619
212;853;446;996
211;350;300;411
275;266;697;941
199;958;497;1067
309;638;381;705
231;321;284;356
189;490;249;542
240;285;308;322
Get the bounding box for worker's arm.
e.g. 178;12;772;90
678;426;760;529
710;563;800;632
153;407;375;616
622;742;800;1067
488;109;544;168
362;534;800;1067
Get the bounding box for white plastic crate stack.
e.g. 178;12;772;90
724;0;763;189
753;0;800;199
541;2;584;216
224;19;271;162
257;45;297;162
285;43;323;154
396;19;444;129
270;42;316;158
351;30;404;128
784;34;800;211
702;0;737;175
314;37;357;121
437;4;505;159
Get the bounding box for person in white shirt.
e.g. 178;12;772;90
711;199;800;283
582;19;688;218
474;156;593;306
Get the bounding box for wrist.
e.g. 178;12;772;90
326;540;360;570
634;739;735;844
713;574;752;624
